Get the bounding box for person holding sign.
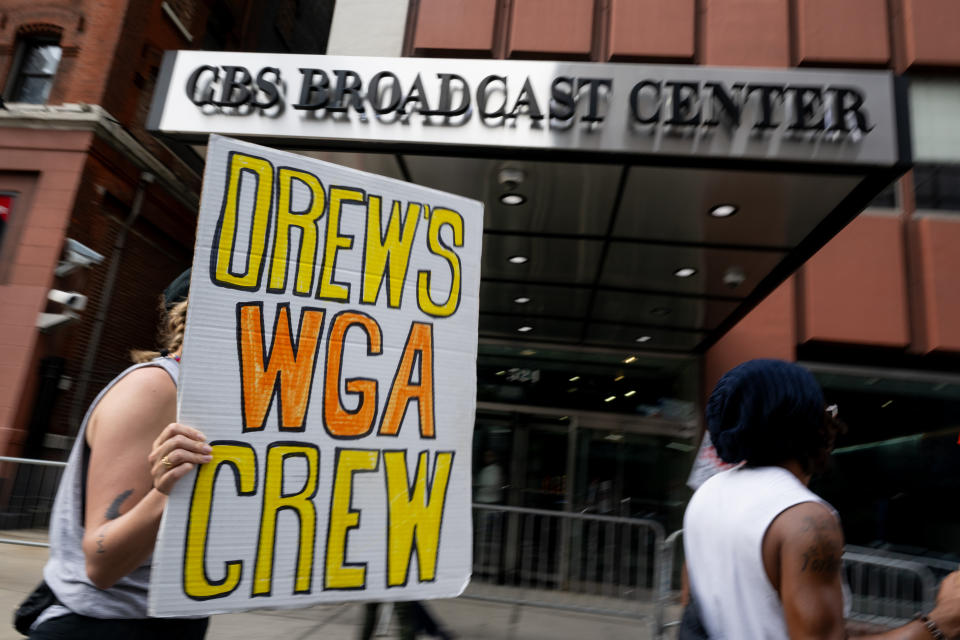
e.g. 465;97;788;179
26;271;212;639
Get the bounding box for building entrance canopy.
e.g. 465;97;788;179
147;52;910;354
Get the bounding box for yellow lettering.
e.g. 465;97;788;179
268;168;326;295
253;444;319;596
383;450;453;586
317;187;364;302
416;208;463;317
212;153;274;290
183;443;256;600
362;197;421;308
325;449;379;590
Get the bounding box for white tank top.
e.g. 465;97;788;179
683;466;836;639
38;358;179;626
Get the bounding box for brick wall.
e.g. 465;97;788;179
406;0;959;69
0;129;90;457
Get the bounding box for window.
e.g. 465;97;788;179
914;164;960;212
8;37;62;104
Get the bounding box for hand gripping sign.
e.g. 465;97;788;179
149;135;483;616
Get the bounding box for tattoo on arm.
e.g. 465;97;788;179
104;489;134;521
96;524;108;554
799;514;842;575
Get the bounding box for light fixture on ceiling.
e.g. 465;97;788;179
508;255;528;264
517;325;533;333
498;168;527;206
673;267;697;278
709;204;738;218
624;390;636;397
604;433;624;442
495;370;506;376
569;375;580;382
650;307;671;317
881;399;893;408
520;348;537;356
604;395;616;403
614;375;624;382
500;193;526;206
623;356;636;364
635;335;652;343
513;296;531;304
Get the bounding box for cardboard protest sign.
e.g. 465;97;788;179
149;135;483;616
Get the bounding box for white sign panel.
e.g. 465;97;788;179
147;52;904;167
149;135;483;616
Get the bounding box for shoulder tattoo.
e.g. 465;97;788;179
799;513;842;575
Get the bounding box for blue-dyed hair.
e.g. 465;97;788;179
706;359;831;471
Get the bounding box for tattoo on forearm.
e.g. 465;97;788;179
104;489;134;520
799;515;842;574
96;524;108;554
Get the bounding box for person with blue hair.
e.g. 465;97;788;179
683;359;960;639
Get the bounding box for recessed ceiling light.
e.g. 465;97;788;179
560;415;569;421
674;267;697;278
496;370;506;376
517;325;533;333
520;348;537;356
635;335;652;343
508;255;528;264
650;307;671;317
500;193;526;206
614;375;624;381
604;433;624;441
513;296;531;304
709;204;738;218
569;376;580;382
624;390;636;397
623;356;636;364
604;395;616;403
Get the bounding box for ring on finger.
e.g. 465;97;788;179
161;455;173;468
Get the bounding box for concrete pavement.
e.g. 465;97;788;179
0;532;669;640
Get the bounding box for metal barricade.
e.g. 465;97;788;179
0;456;66;547
656;529;943;636
843;549;938;627
469;504;666;635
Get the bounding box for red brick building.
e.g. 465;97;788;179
0;0;335;460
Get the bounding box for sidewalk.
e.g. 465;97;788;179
0;537;667;640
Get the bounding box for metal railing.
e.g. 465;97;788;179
0;456;66;547
0;457;948;638
656;530;943;636
468;503;667;636
843;550;938;627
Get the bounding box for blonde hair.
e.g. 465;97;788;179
130;298;188;363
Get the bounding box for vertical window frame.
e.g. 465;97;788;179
4;33;62;105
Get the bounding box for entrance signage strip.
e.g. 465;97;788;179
148;52;902;166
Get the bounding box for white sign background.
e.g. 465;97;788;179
149;135;483;616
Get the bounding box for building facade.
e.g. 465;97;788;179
2;0;959;554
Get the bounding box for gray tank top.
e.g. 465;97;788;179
38;357;179;625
